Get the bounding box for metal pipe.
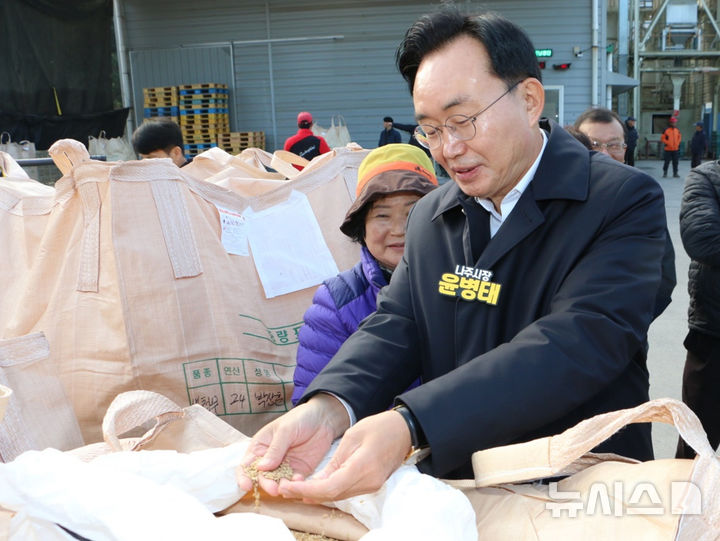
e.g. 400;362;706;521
232;35;344;46
640;67;720;72
639;0;670;50
265;1;278;151
700;0;720;45
633;0;640;122
592;0;599;105
641;50;720;57
112;0;134;138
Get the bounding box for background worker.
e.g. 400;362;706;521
131;119;189;167
284;111;330;167
661;117;682;178
378;116;402;147
624;116;638;166
292;144;437;405
690;121;708;169
238;6;669;502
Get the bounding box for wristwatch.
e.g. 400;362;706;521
393;404;430;465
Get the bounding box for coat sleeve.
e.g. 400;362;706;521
680;166;720;266
292;284;353;405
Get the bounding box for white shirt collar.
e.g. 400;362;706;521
475;129;548;237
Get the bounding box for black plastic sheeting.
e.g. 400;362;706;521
0;0;121;150
0;108;129;150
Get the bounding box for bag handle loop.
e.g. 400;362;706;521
102;390;184;451
270;150;308;179
471;398;715;487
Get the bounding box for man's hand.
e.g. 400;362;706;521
275;408;413;503
236;393;350;496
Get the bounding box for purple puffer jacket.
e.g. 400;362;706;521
292;246;386;405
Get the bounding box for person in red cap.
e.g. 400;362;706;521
661;116;682;178
283;112;331;169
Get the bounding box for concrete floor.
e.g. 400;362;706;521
635;158;695;459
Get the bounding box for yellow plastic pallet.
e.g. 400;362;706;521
184;134;217;144
181;123;229;131
182;126;217;134
218;144;266;153
142;115;179;123
178;82;228;90
144;97;178;106
217;131;264;140
143;86;176;94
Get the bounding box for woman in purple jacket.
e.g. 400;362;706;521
292;144;438;404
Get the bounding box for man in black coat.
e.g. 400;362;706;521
238;6;670;501
625;116;638;166
377;116;402;147
676;160;720;458
575;107;675;320
690;121;708;168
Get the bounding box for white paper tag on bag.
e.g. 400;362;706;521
246;190;340;298
217;206;249;256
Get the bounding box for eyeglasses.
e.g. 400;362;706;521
414;80;522;150
590;140;627;154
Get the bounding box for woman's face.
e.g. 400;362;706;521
364;192;421;270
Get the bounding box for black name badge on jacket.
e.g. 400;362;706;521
437;265;502;305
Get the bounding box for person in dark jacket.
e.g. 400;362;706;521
676;160;720;458
238;7;669;502
132;119;189;167
624;116;638;166
690;121;708;168
292;144;437;405
575;107;676;320
284;112;330;168
378;116;402;147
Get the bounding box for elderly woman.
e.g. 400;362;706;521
292;144;438;404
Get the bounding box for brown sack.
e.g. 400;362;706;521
1;141;364;443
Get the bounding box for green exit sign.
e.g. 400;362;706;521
535;49;553;57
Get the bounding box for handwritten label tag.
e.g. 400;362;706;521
217;206;248;256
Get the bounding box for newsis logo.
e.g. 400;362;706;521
545;480;702;518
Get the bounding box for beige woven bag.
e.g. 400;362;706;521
0;332;83;461
1;140;365;443
444;397;720;540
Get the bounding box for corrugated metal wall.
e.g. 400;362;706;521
120;0;595;151
129;46;234;128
